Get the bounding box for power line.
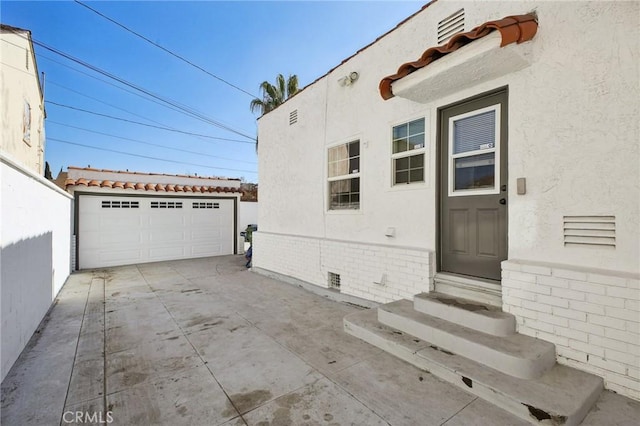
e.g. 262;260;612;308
48;137;257;174
46;101;254;144
48;120;257;164
74;0;258;99
48;80;172;127
36;50;202;120
5;29;255;140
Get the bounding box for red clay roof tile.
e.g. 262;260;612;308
66;166;240;181
64;178;242;194
379;13;538;100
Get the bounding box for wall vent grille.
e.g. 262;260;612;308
289;109;298;125
563;216;615;247
328;272;341;290
438;9;465;44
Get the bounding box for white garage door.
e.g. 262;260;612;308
78;195;235;269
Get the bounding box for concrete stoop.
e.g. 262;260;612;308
344;295;604;426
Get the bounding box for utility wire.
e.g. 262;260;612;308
48;80;172;128
48;120;257;164
74;0;258;99
46;101;254;144
35;50;202;120
48;137;257;174
44;74;255;149
5;30;255;140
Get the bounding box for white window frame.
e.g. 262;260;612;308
327;140;360;211
391;117;427;186
448;104;501;197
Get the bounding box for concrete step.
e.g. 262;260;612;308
434;273;502;307
344;308;603;426
413;292;516;337
378;299;555;379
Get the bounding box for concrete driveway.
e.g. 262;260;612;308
1;256;637;425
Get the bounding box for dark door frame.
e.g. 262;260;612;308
435;86;509;278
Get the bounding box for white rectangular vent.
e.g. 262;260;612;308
151;201;182;209
563;216;615;247
328;272;341;290
438;9;465;44
102;200;139;208
289;109;298;125
192;202;219;209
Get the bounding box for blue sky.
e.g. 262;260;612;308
2;0;425;182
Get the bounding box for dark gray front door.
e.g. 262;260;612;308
439;90;508;281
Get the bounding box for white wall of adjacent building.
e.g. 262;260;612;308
0;28;46;176
1;153;73;381
254;0;639;398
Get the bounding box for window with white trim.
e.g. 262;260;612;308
448;105;500;196
328;140;360;210
392;118;425;185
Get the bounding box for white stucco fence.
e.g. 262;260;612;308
0;153;73;381
238;201;259;252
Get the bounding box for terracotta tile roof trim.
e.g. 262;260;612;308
65;178;241;194
379;13;538;100
66;166;240;181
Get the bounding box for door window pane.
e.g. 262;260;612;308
453;110;495;154
454;153;495;190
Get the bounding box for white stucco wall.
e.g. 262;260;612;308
0;28;45;175
238;201;258;252
255;0;639;398
1;153;73;381
258;0;639;276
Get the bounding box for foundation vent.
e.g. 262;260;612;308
328;272;341;290
438;9;465;44
563;216;615;248
289;109;298;125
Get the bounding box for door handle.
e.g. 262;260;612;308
499;198;506;205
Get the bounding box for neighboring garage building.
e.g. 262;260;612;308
64;166;242;269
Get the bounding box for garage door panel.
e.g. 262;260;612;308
149;246;186;260
149;229;186;243
101;231;143;245
149;214;186;227
192;244;222;255
100;249;142;265
191;213;220;225
192;229;221;240
79;195;235;269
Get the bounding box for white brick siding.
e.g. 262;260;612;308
503;259;640;400
253;231;432;303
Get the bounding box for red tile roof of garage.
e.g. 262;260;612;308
65;167;242;193
379;13;538;100
66;166;240;181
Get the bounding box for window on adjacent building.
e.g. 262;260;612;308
328;140;360;210
22;100;31;145
392;118;425;185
